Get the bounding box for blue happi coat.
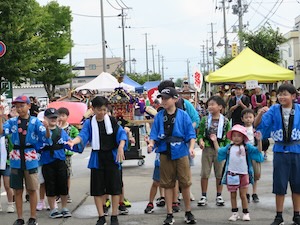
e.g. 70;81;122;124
149;109;196;160
38;128;71;165
2;116;50;170
73;118;128;169
257;104;300;153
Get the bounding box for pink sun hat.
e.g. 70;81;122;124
227;124;249;142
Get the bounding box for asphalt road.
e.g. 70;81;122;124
0;144;296;225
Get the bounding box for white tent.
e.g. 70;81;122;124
75;72;135;92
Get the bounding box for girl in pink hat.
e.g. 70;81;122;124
211;124;264;222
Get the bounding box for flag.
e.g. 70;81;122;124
194;70;203;92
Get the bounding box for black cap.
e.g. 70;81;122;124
157;87;178;99
235;84;244;89
44;108;58;118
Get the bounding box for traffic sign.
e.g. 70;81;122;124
0;41;6;57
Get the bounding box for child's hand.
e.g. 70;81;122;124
254;131;262;141
258;107;268;115
210;134;217;142
43;120;49;129
66;140;74;149
199;139;205;149
189;148;195;158
117;147;125;163
147;143;154;153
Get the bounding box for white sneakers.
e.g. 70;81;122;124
242;213;251;221
36;200;47;211
229;212;240;221
6;202;15;213
197;196;208;206
216;196;225;206
228;213;251;221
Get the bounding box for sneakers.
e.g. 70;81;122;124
36;200;47;211
25;194;30;202
13;219;25;225
111;216;119;225
7;202;15;213
61;208;72;218
123;198;131;208
118;203;129;215
197;196;207;206
228;212;240;221
26;218;38;225
185;211;197;224
49;208;63;218
96;216;107;225
190;192;195;201
156;197;165;207
144;202;154;214
216;196;225;206
293;215;300;225
252;194;260;203
172;202;180;213
67;195;72;203
246;194;250;203
270;216;284;225
243;213;251;221
163;214;175;225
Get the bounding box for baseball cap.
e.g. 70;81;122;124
157;87;178;99
235;84;244;89
12;96;30;104
44;108;58;118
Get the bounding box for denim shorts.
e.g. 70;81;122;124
152;166;160;182
273;152;300;195
0;165;11;177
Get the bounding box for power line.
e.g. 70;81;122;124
116;0;130;9
72;13;119;18
106;0;121;10
252;0;282;31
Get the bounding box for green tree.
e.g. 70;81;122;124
175;78;183;87
240;26;286;63
0;0;43;88
216;55;234;68
34;1;73;99
127;73;161;85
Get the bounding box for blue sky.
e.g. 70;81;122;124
37;0;300;81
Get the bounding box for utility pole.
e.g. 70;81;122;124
238;0;243;52
144;33;149;79
210;23;216;71
206;40;210;73
128;45;134;74
69;22;73;90
161;56;165;81
121;8;126;74
151;45;155;74
200;45;205;73
100;0;106;72
157;50;161;76
186;59;190;84
222;0;229;56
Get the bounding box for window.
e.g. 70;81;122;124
88;64;96;70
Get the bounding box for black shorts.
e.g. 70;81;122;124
42;160;68;197
90;151;122;196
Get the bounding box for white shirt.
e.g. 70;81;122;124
246;126;255;145
228;145;248;174
282;108;291;135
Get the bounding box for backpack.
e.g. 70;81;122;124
176;97;186;111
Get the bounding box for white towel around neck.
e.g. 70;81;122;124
0;136;7;170
91;114;113;150
207;113;225;139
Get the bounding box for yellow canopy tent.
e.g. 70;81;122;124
206;47;294;83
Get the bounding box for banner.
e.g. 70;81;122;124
194;70;203;92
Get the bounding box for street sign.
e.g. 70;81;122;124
0;41;6;57
231;43;238;57
1;81;12;99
